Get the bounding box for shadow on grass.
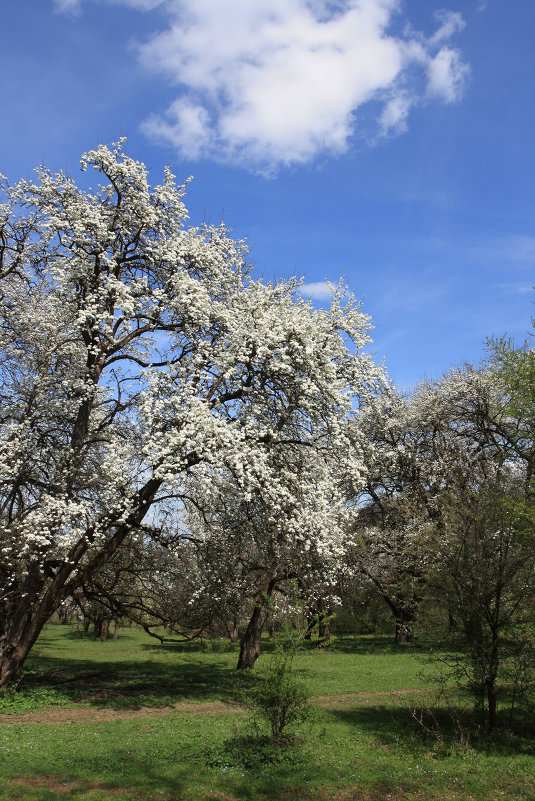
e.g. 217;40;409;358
17;655;256;710
324;703;535;758
328;634;461;658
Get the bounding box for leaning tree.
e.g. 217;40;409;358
0;141;383;687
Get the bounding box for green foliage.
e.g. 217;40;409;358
486;329;535;513
486;331;535;465
247;647;313;746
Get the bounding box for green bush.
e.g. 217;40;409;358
248;648;312;746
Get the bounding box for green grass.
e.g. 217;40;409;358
1;624;534;801
1;627;430;712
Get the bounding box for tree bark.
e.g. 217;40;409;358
224;621;239;644
99;618;109;641
237;578;277;670
319;618;332;643
0;594;56;687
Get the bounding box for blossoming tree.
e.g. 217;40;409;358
0;142;383;687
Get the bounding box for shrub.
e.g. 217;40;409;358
248;647;312;746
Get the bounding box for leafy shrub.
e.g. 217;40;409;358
247;647;312;746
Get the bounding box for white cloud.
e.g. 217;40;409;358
426;47;470;103
143;97;212;159
136;0;469;170
55;0;470;170
430;10;465;45
299;281;334;300
380;92;412;135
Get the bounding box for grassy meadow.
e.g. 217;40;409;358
0;624;534;801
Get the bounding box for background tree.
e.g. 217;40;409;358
182;444;353;669
344;386;446;642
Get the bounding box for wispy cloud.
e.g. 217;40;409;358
135;0;469;171
52;0;82;14
53;0;166;12
426;46;470;103
465;234;535;266
494;282;534;295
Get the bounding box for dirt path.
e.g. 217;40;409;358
0;687;432;726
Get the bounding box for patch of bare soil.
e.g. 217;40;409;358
5;778;499;801
8;775;132;797
0;699;244;726
7;777;239;801
0;688;433;727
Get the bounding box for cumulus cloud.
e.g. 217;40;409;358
55;0;470;170
137;0;469;170
144;97;213;159
299;281;334;300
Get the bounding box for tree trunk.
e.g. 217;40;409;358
0;595;56;688
319;618;332;643
304;606;316;640
98;619;109;641
224;621;239;644
395;616;413;643
113;619;119;642
0;478;165;689
237;578;277;670
487;680;497;732
0;640;31;688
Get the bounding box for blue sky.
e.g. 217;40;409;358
1;0;533;387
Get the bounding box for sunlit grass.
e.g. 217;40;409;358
1;625;534;800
